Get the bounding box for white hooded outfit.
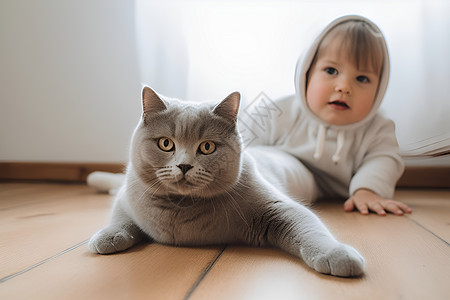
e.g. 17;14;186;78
241;15;404;201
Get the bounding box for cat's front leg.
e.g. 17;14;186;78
299;236;365;277
88;198;145;254
88;222;144;254
292;211;365;277
255;200;365;277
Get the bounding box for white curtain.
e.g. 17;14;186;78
135;0;450;165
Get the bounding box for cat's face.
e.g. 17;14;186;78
131;87;242;199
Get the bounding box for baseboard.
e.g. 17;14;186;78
0;162;125;183
396;166;450;188
0;161;449;188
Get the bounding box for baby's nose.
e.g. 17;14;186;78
335;79;352;95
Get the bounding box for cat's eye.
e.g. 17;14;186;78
199;141;216;155
158;137;174;152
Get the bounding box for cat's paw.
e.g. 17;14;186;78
310;243;365;277
88;227;137;254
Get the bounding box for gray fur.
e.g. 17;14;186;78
88;86;365;277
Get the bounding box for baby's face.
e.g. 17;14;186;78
306;37;380;125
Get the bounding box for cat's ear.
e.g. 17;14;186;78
213;92;240;122
142;86;167;115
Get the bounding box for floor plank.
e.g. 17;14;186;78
1;184;449;300
0;184;111;279
0;243;221;300
190;200;450;300
396;189;450;243
0;183;88;211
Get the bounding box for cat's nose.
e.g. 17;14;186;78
177;164;193;175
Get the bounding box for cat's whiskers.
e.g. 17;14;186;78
216;196;231;231
183;168;213;190
156;167;176;182
148;184;164;203
189;193;198;207
125;176;149;192
173;194;196;208
213;182;249;228
229;179;251;190
134;178;162;204
145;166;168;169
210;196;217;219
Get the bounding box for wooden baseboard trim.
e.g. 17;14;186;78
0;162;125;183
0;162;449;188
397;166;450;188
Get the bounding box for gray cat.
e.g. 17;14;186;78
87;86;365;277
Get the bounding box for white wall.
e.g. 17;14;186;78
1;0;449;165
0;0;141;162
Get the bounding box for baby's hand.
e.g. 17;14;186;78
344;189;412;216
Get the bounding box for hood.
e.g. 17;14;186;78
294;15;390;132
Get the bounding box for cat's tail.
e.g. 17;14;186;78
86;171;125;195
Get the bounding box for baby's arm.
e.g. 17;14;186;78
347;116;409;216
344;188;412;216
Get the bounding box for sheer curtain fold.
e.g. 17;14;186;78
135;0;450;164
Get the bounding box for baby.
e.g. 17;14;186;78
242;15;412;216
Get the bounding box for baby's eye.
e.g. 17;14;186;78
158;137;175;152
199;141;216;155
356;75;370;83
325;67;338;75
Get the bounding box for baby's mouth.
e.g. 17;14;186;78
328;100;350;110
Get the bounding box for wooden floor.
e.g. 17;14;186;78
0;183;449;300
